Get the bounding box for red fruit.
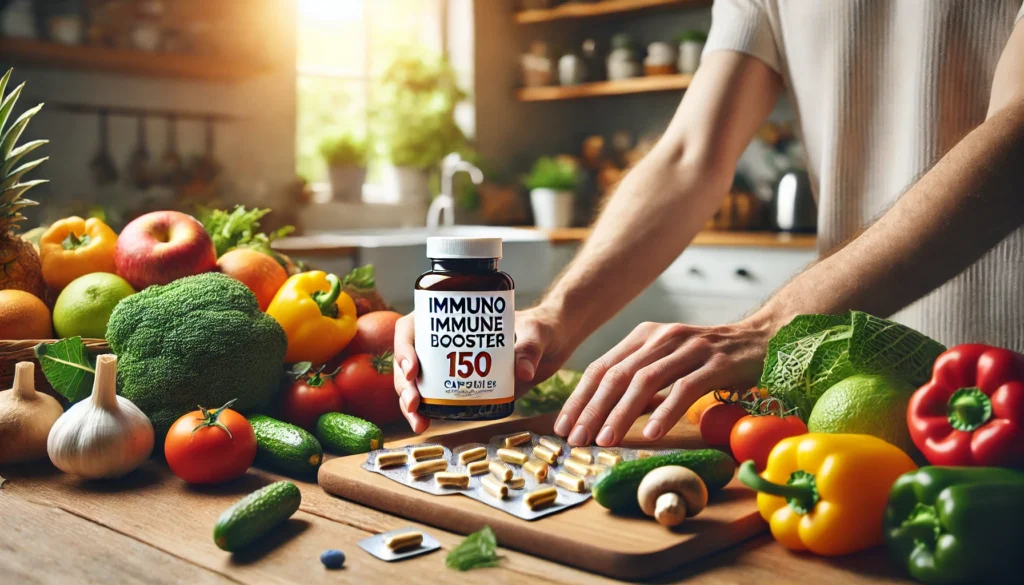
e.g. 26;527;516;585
164;401;256;485
699;402;748;449
335;352;402;426
345;310;402;356
115;211;217;290
278;366;344;431
729;414;808;471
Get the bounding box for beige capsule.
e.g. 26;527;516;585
596;450;622;466
532;444;558;464
538;436;563;456
497;448;528;465
636;450;655;459
489;460;513;482
523;458;549;482
503;432;532;449
480;473;509;499
508;476;526;489
569;447;594;464
524;486;558;510
555;471;586;493
435;472;470;488
467;459;490;475
589;464;608;477
385;531;423;551
411;445;444;461
457;446;487;465
409;459;447;478
563;458;591;478
376;452;409;469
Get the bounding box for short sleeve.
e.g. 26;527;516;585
1016;1;1024;24
703;0;781;74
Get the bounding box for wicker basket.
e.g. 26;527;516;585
0;339;110;397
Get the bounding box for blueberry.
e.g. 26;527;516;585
320;549;345;569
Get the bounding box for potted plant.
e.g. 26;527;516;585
374;54;469;208
524;156;579;229
319;133;368;202
676;30;708;74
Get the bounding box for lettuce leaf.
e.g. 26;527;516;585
760;312;945;420
446;526;501;571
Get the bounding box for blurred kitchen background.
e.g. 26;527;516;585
1;0;817;367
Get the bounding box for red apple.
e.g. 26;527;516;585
115;211;217;290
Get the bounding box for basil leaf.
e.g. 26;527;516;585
34;337;96;403
446;526;501;571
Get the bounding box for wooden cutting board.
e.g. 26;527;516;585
318;413;766;580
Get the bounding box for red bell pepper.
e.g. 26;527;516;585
908;344;1024;467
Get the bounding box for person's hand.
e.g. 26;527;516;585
393;306;574;433
553;317;771;447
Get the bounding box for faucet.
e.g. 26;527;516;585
427;153;483;230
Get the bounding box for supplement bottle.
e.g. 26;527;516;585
414;237;515;420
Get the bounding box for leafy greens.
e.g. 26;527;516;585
34;336;96;403
446;526;501;571
759;311;945;420
516;370;582;416
199;205;294;258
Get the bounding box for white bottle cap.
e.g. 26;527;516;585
426;237;502;259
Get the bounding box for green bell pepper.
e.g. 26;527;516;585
884;466;1024;584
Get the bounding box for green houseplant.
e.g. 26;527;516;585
676;30;709;74
319;133;368;202
524;156;579;229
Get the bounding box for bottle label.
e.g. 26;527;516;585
414;290;515;406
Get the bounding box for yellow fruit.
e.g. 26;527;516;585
0;237;46;299
52;273;135;339
0;289;52;339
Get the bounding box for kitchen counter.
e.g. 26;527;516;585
0;414;909;585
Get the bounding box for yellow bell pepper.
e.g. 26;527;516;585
738;433;916;556
40;216;118;290
266;270;357;364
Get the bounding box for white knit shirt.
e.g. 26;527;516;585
706;0;1024;350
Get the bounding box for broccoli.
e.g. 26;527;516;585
106;273;288;438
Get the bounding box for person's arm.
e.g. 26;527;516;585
559;21;1024;448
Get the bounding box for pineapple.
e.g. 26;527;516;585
0;68;48;299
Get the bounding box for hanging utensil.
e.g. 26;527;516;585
126;114;152;189
194;116;221;184
88;109;118;187
159;114;183;186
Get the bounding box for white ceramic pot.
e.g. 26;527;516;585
327;165;367;202
530;188;574;229
383;165;430;219
678;40;705;74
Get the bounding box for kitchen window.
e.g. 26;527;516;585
295;0;445;191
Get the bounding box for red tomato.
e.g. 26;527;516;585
699;402;748;449
345;311;402;356
278;367;344;431
165;401;256;484
730;414;808;471
335;352;403;426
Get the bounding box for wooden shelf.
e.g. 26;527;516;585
516;0;710;24
517;74;691;102
0;38;269;82
541;227;818;249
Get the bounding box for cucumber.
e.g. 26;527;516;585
592;449;736;512
214;481;301;552
248;415;323;475
315;412;383;455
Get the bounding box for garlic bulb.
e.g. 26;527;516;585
47;354;154;479
0;362;64;464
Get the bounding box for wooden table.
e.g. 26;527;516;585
0;416;912;585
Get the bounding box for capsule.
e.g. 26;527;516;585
458;447;487;464
480;474;508;499
497;448;528;465
376;452;409;468
503;432;532;449
435;472;470;488
508;476;525;489
589;464;608;477
409;459;447;478
555;472;586;493
411;445;444;461
569;447;593;464
523;458;549;482
538;437;563;455
524;486;558;510
467;459;490;475
596;450;622;466
489;460;513;482
636;450;654;459
385;531;423;551
532;444;558;464
564;458;590;478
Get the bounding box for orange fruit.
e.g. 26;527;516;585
216;248;288;311
685;387;768;424
0;289;53;339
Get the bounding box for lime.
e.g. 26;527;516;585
807;373;920;458
53;272;135;338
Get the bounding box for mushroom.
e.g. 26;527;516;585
637;466;709;526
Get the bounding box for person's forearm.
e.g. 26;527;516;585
540;148;732;347
757;98;1024;330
